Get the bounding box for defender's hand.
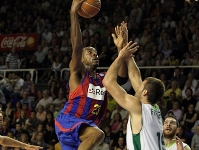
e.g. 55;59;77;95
118;41;139;61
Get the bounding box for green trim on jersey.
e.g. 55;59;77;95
153;104;159;111
166;142;175;148
133;133;141;150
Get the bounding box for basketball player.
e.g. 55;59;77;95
103;36;166;149
0;108;42;149
54;0;134;150
164;116;191;150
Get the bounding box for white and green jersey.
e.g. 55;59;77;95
127;103;166;150
166;142;188;150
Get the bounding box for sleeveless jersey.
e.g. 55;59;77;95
127;103;166;150
166;142;188;150
61;71;107;124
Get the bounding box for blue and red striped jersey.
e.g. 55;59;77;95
61;71;107;124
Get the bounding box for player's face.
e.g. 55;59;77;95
82;47;99;67
135;80;147;98
163;117;178;138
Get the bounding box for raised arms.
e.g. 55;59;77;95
126;57;142;93
103;42;140;112
69;0;85;91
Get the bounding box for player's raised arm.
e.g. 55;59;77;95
70;0;85;75
0;136;42;149
103;41;139;112
112;22;128;79
126;55;142;93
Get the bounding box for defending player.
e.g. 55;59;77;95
164;115;191;150
103;34;166;149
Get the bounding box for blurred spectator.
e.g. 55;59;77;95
48;104;58;118
28;55;41;69
110;113;122;134
155;52;167;66
42;27;52;44
181;104;197;131
171;67;187;90
176;125;191;145
166;92;179;111
36;105;47;122
11;72;24;101
192;52;199;79
22;103;31;118
104;125;115;149
191;120;199;134
13;101;22;122
165;100;183;122
34;45;46;64
0;120;10;136
44;122;58;144
0;72;14;98
164;80;182;103
31;123;43;143
5;46;18;69
36;90;53;110
26;110;42;134
22;72;33;93
53;91;66;111
20;56;29;69
20;92;32;109
113;136;127;150
191;125;199;150
111;104;128;120
14;122;29;141
116;118;127;142
181;88;196;113
31;131;48;150
166;53;180;66
16;110;27;128
182;80;196;99
156;99;168;119
187;72;198;89
107;93;117;113
43;111;54;128
4;101;14;125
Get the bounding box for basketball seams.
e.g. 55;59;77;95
78;0;101;18
80;7;92;18
84;2;101;10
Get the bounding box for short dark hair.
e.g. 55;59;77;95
165;115;179;127
185;87;193;94
144;77;165;105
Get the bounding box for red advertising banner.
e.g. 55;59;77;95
0;33;38;51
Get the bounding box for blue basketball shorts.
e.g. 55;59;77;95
55;113;97;150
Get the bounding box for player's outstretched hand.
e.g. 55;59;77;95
24;145;43;150
118;41;139;61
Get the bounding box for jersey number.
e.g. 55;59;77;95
157;132;166;150
92;104;101;115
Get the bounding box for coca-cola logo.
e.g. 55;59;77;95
1;36;27;48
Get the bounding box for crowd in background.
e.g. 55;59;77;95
1;0;199;149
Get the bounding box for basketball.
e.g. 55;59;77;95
78;0;101;18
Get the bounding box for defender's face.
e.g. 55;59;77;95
82;47;99;66
163;117;177;137
135;80;147;98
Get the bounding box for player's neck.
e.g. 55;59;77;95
87;68;97;78
164;137;175;147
